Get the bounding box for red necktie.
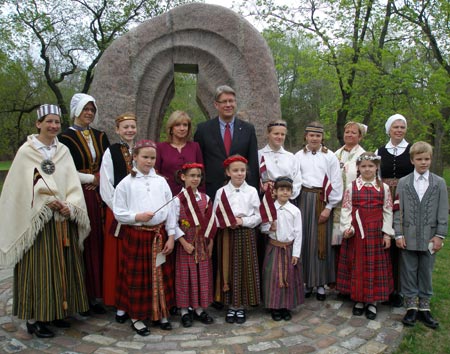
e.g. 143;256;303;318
224;123;232;156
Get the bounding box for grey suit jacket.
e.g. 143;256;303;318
194;117;259;199
393;172;448;251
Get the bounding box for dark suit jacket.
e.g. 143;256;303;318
194;117;259;199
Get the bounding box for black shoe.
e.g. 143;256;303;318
169;306;180;316
211;301;224;310
225;309;236;324
26;321;55;338
90;303;107;314
79;310;91;317
365;304;377;320
271;309;282;321
402;309;417;326
181;313;193;328
50;319;71;328
417;311;439;329
235;309;246;324
352;302;365;316
316;293;326;301
131;320;150;336
281;309;292;321
115;313;130;324
305;291;312;298
193;311;214;324
159;321;172;330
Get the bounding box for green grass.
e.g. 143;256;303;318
393;245;450;354
0;161;11;171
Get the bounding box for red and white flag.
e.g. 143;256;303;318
320;175;332;203
216;190;237;228
177;186;203;227
31;168;44;207
201;200;218;239
393;193;400;212
260;187;277;223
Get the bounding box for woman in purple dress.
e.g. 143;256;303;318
156;111;204;195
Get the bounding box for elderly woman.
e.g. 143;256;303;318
332;122;366;246
99;113;137;323
376;113;414;307
59;93;110;314
156;110;203;195
0;105;90;337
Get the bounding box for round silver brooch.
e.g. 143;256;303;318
41;159;55;175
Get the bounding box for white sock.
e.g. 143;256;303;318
181;308;189;316
116;309;125;316
161;317;169;323
131;319;146;330
317;286;325;295
195;307;204;316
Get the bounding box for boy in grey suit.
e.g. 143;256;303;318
394;141;448;329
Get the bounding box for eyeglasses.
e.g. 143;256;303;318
216;99;236;105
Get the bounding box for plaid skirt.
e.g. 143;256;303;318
262;240;304;309
215;227;261;307
116;226;175;320
14;219;89;321
296;189;336;287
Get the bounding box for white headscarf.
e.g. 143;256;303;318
70;93;98;122
385;114;407;135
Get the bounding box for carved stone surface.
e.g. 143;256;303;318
90;3;281;144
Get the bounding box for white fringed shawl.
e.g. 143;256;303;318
0;136;90;267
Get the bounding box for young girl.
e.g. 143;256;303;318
172;163;214;327
337;152;394;320
213;155;261;324
113;140;176;336
261;177;304;321
99;113;137;322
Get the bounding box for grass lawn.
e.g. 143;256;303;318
0;161;11;171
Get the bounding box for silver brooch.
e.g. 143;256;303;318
41;159;55;175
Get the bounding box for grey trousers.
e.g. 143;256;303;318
399;249;435;301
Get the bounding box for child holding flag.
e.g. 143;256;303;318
213;155;262;324
261;177;304;321
172;163;214;328
113;140;176;336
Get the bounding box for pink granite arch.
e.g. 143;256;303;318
90;3;281;143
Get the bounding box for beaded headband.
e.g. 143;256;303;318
267;122;287;128
275;176;293;184
134;139;157;151
223;155;248;167
37;104;61;121
116;115;137;124
305;125;324;134
357;154;381;162
181;162;204;171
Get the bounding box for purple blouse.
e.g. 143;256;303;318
155;141;204;195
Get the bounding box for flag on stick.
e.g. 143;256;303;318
260;187;277;223
201;200;218;239
216;190;237;228
320;175;332;203
31;168;44;207
177;186;203;227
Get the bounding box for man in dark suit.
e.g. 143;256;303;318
194;85;259;199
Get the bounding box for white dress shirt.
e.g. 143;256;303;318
294;146;343;209
113;168;176;235
261;200;303;257
258;144;302;199
413;170;430;201
213;181;261;228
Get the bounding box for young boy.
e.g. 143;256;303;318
394;141;448;329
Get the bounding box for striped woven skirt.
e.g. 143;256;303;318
215;227;261;307
13;219;89;321
297;189;336;288
116;226;175;321
262;240;304;309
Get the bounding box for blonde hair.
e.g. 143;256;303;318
410;141;433;159
165;111;192;142
344;121;365;137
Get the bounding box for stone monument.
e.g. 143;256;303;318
90;3;281;143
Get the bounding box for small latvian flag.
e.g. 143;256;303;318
259;155;268;190
216;190;237;228
393;193;400;212
31;168;43;207
177;186;203;227
320;175;332;203
200;200;218;239
260;187;277;223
